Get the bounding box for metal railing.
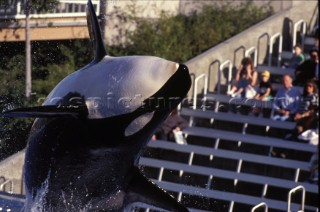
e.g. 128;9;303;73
293;19;306;51
0;0;100;19
218;60;233;94
0;178;14;194
287;185;305;212
192;73;208;110
245;46;258;67
251;202;268;212
268;32;283;67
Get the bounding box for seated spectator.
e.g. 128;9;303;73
283;44;305;69
272;74;301;121
152;108;188;142
294;49;319;86
227;57;258;98
254;70;272;101
286;80;318;140
253;70;272;116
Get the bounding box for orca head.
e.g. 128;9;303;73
0;0;191;141
44;56;191;139
41;0;191;140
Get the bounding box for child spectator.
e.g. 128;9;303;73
290;44;305;68
253;70;272;116
227;57;257;98
254;70;272;101
283;44;305;69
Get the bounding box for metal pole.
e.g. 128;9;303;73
25;0;32;98
99;0;107;38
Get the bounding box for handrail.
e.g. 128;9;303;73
293;19;306;51
268;32;283;67
218;60;233;94
208;60;220;93
245;46;258;67
251;202;268;212
287;185;305;212
0;179;14;194
0;0;100;19
192;74;208;110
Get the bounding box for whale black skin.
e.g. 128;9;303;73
23;64;191;211
1;0;191;211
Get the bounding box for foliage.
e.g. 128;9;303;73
111;1;273;62
31;0;60;13
0;40;91;160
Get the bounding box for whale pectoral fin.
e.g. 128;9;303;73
126;168;188;212
0;105;88;118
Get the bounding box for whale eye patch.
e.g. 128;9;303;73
124;112;154;136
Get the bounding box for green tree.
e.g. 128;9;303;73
110;1;273;62
0;39;91;161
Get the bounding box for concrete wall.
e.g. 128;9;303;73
178;0;293;15
103;0;297;45
104;0;180;44
0;150;25;194
184;0;318;95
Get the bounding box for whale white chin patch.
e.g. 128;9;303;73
125;112;154;136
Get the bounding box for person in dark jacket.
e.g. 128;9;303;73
286;80;318;140
294;49;319;86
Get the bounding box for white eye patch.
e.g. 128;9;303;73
124;112;155;136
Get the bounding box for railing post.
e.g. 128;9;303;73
17;1;21;14
251;202;268;212
245;46;258;67
192;74;208;110
293;19;306;51
218;60;233;94
287;185;305;212
0;179;14;194
268;32;283;67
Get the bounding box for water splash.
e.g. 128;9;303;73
24;172;50;212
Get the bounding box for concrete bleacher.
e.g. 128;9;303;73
139;140;318;211
181;108;296;131
141;85;317;211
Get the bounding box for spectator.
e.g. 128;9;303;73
227;57;258;98
283;44;305;69
253;70;272;116
152;108;188;142
272;74;301;121
254;70;272;101
286;80;318;140
294;49;319;86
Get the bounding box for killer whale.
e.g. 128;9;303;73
1;0;191;211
